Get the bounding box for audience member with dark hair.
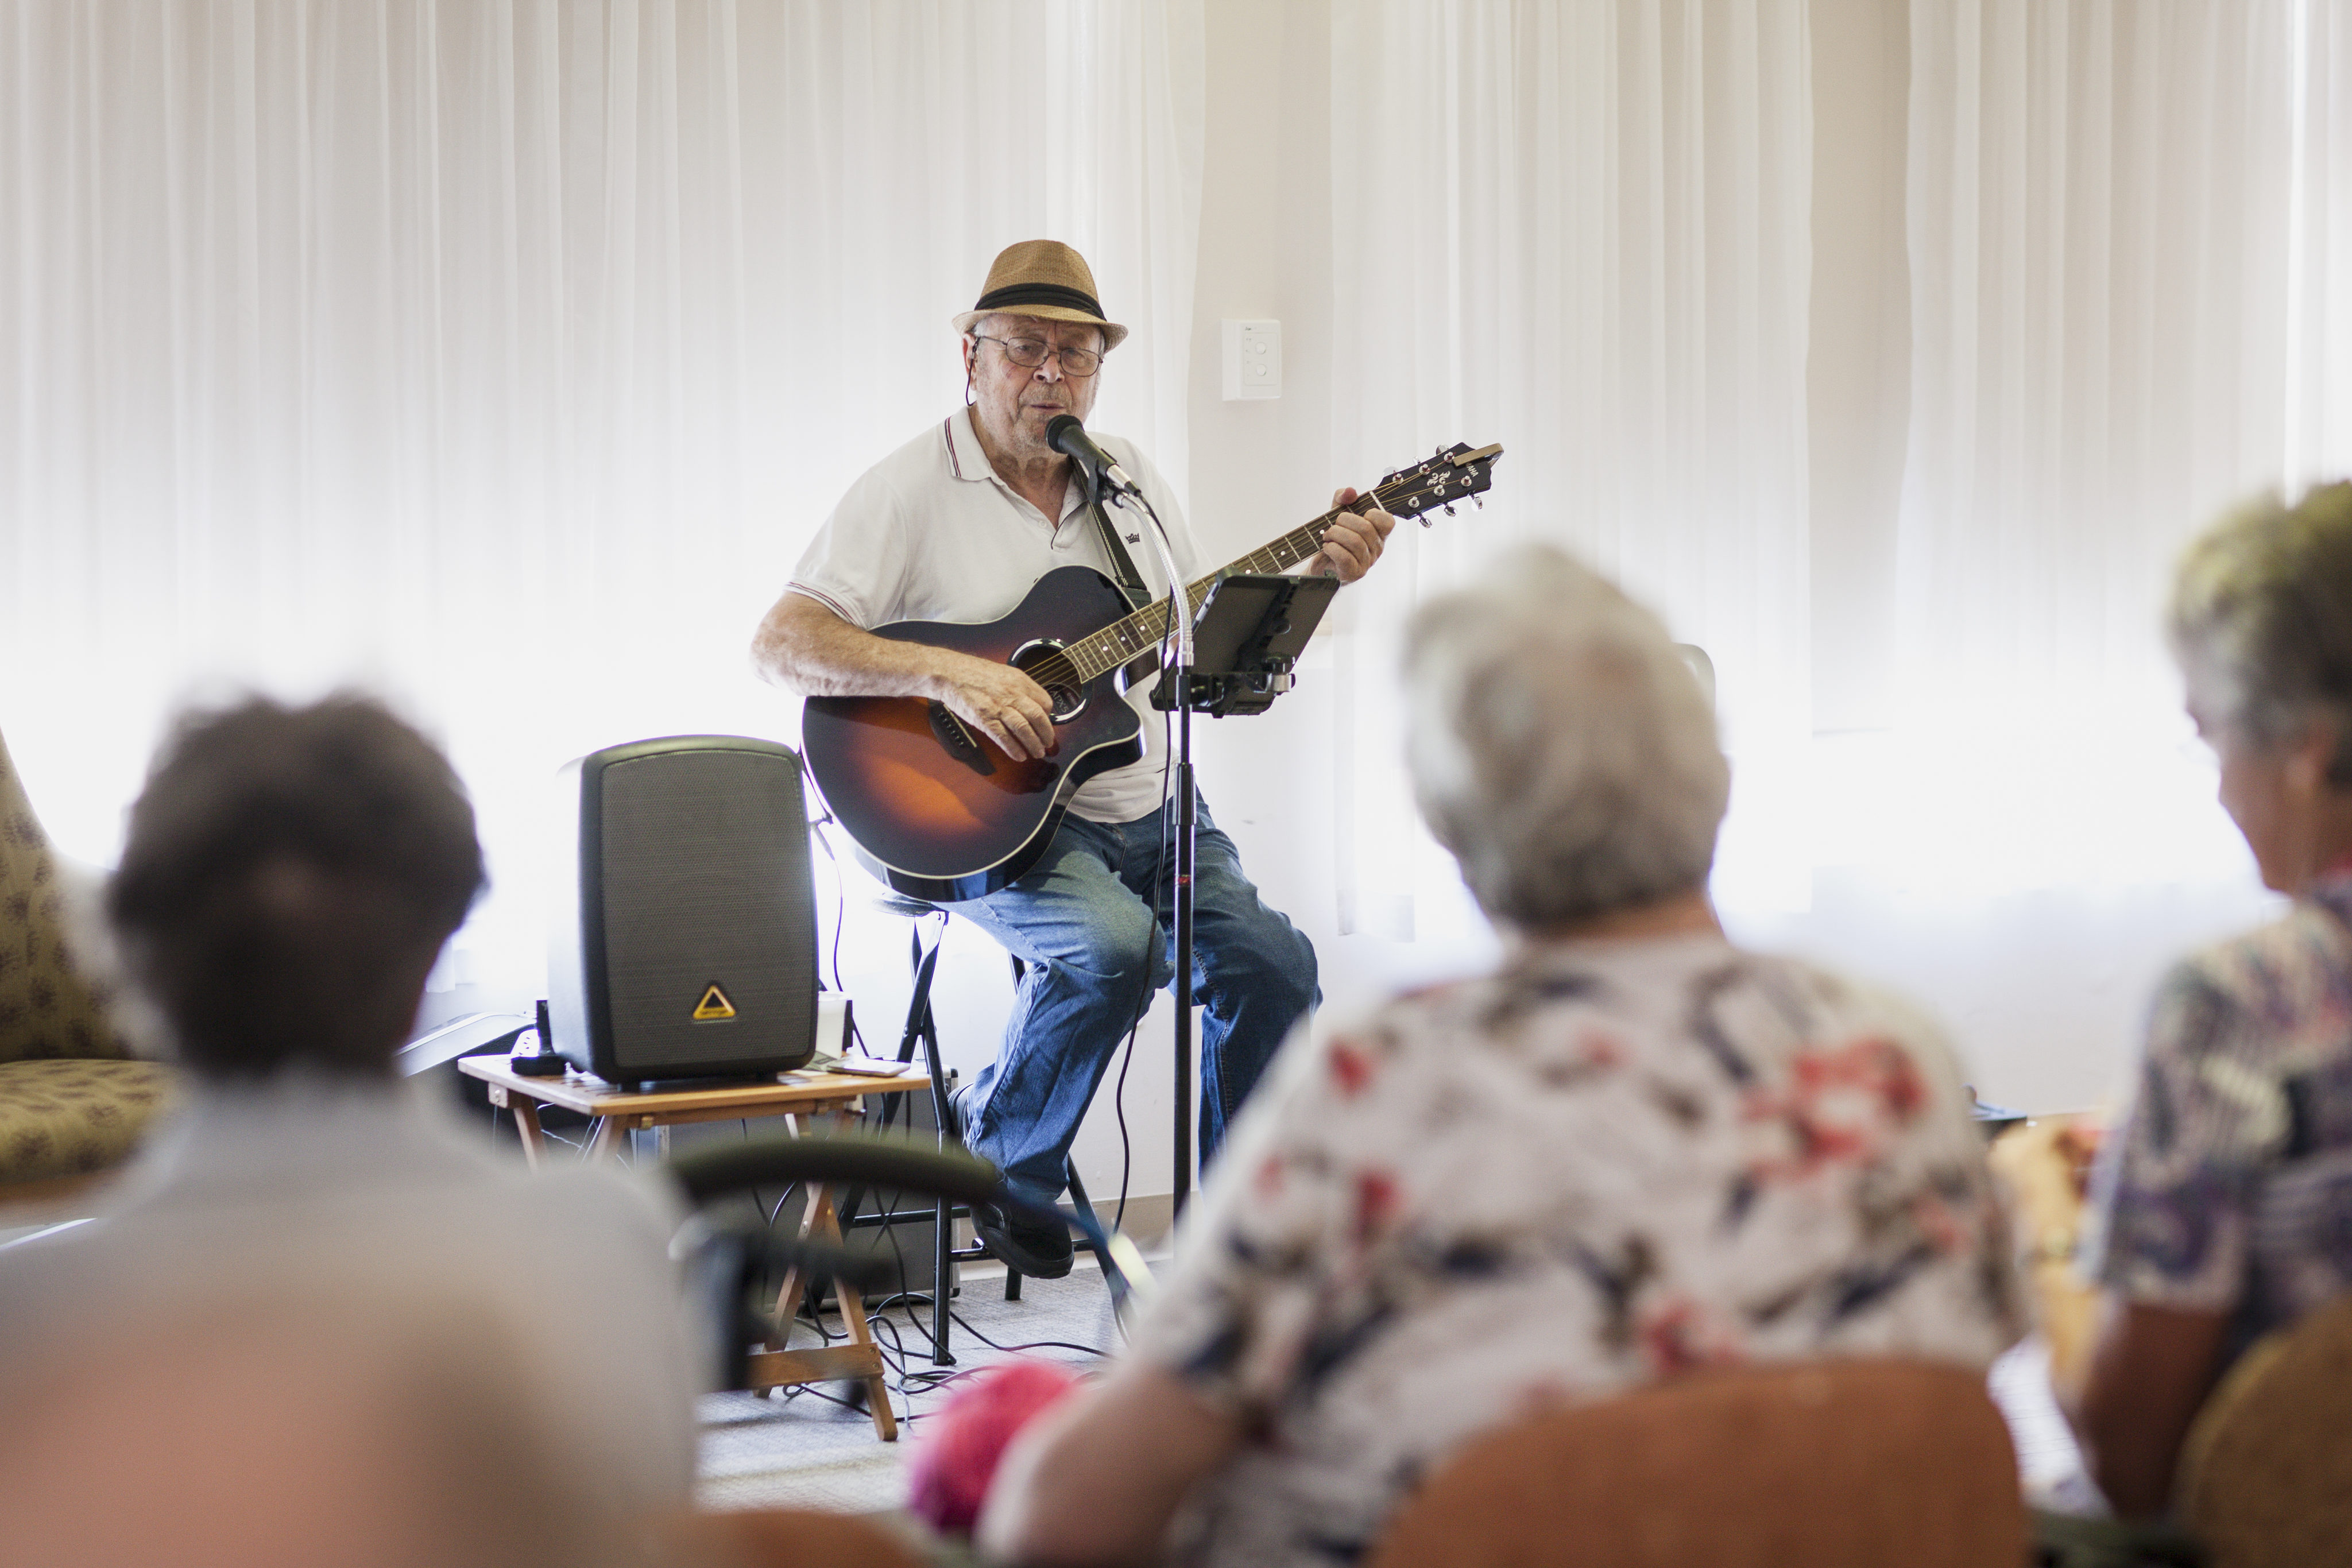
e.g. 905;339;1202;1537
105;693;488;1080
2065;481;2352;1515
978;545;2024;1568
0;694;697;1521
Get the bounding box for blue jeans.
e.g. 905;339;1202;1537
949;796;1319;1209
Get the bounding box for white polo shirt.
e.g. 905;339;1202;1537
788;408;1204;825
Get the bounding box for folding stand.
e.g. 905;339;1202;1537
830;897;963;1365
1151;572;1339;1215
836;895;1119;1364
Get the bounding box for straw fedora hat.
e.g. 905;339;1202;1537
951;239;1128;351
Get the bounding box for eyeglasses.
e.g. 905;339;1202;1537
972;334;1102;378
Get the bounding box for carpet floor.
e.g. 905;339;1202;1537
698;1279;2096;1521
696;1257;1129;1514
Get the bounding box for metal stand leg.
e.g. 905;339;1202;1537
835;906;968;1366
1065;1160;1103;1246
997;948;1028;1304
898;912;961;1365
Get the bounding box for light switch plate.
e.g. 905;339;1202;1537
1222;319;1281;400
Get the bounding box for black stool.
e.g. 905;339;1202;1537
839;893;1116;1365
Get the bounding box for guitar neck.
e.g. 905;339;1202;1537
1062;495;1376;683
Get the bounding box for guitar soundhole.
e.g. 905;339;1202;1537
1010;640;1087;722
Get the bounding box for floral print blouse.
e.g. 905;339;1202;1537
1128;931;2024;1568
2083;869;2352;1360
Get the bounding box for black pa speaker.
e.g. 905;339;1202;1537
548;735;819;1083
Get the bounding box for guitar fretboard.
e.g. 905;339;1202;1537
1061;494;1383;683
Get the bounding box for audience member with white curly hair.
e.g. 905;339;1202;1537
2063;481;2352;1517
980;543;2025;1568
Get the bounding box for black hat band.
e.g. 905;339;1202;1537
972;281;1106;319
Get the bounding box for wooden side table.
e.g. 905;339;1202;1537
459;1055;933;1441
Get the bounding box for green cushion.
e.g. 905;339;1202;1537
0;723;133;1065
0;1058;177;1184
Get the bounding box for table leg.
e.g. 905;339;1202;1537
830;1240;899;1442
513;1101;547;1171
584;1116;628;1165
749;1109;897;1441
768;1112;813;1340
769;1190;819;1345
489;1086;548;1172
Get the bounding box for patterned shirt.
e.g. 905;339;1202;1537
1128;931;2023;1568
2083;871;2352;1357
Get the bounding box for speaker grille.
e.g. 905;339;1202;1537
591;744;817;1077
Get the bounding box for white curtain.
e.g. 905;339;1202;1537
1;0;1205;986
1326;0;1816;936
2291;0;2352;484
1869;0;2351;901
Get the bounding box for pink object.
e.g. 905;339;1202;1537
907;1359;1084;1534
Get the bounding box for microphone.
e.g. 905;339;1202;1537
1046;415;1144;501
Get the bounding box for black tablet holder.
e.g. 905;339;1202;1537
1148;573;1339;717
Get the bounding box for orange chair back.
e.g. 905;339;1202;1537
2176;1292;2352;1568
1365;1358;2025;1568
659;1507;923;1568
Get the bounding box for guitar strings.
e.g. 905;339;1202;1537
1026;468;1440;694
926;462;1476;771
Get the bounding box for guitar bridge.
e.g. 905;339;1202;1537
927;702;996;776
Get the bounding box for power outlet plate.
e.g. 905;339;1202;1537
1221;319;1281;400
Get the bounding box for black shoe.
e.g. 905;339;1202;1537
972;1201;1074;1279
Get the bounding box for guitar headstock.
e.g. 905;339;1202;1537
1370;442;1504;525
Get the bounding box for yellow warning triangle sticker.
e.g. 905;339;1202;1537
691;984;736;1021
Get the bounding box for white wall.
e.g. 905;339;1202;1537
1182;0;1503;1044
1757;0;2282;1116
33;2;2281;1221
1808;0;1910;737
1135;0;2286;1181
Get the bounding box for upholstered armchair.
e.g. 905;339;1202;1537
0;727;175;1206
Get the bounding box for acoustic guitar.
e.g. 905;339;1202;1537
803;442;1503;901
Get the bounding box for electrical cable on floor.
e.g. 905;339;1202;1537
943;1307;1109;1361
742;1260;1112;1424
875;1199;951;1366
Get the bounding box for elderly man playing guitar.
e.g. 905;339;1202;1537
752;241;1394;1278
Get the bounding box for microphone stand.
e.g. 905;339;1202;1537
1104;481;1201;1218
1091;463;1337;1224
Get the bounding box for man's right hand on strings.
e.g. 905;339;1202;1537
935;653;1058;761
753;594;1057;761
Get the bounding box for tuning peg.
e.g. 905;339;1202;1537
1419;514;1434;529
1444;503;1457;515
1472;495;1484;509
